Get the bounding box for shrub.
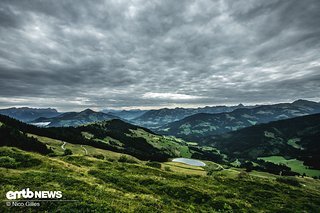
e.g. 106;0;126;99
92;154;105;160
64;149;73;156
118;155;138;164
164;166;172;171
106;158;115;162
47;153;58;157
241;161;253;172
0;156;17;168
276;177;300;187
205;164;223;176
0;149;42;168
146;161;161;169
238;171;249;179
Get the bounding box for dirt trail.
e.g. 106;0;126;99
81;145;88;155
61;142;66;150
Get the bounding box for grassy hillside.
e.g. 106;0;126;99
0;114;224;162
1;146;320;212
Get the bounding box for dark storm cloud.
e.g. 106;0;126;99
0;0;319;110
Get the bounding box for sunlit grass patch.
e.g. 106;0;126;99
258;156;320;177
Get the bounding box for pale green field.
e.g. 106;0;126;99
27;133;139;161
186;142;198;146
230;159;241;167
132;129;192;158
162;162;206;176
287;138;303;149
258;156;320;177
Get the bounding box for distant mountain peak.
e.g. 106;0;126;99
293;99;313;103
293;99;305;103
292;99;318;106
80;109;95;113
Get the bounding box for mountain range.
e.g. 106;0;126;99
30;109;120;127
0;107;60;122
131;104;253;128
1;100;319;137
102;109;148;120
157;100;320;141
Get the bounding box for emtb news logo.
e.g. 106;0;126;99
6;188;62;200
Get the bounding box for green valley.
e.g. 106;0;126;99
0;113;320;212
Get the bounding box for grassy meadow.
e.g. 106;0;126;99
1;142;320;212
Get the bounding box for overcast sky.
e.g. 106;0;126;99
0;0;319;111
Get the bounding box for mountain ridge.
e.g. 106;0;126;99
132;104;253;128
0;107;60;122
31;109;120;127
204;113;320;170
157;100;320;141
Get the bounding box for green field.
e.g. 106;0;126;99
162;162;206;176
131;129;192;158
27;133;139;161
287;138;303;149
258;156;320;177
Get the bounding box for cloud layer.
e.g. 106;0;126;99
0;0;319;110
